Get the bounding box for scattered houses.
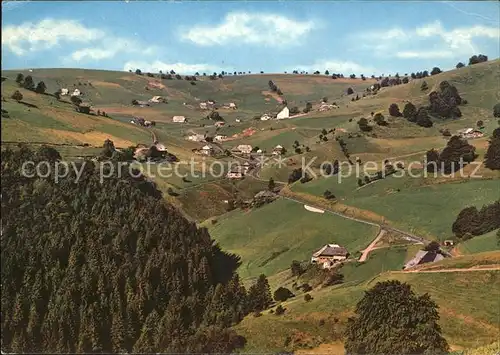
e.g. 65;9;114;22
276;106;290;120
311;244;349;269
403;250;444;270
172;115;187;123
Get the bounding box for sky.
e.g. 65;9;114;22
2;1;499;76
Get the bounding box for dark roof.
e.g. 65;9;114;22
418;251;441;264
314;244;348;257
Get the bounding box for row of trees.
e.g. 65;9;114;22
15;73;47;94
452;200;500;239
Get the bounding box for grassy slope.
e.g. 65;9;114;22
458;230;500;255
207;198;378;280
236;269;500;353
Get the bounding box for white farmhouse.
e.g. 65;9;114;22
235;144;252;154
214;134;227;142
172;116;187;123
260;113;272;121
71;89;81;97
201;145;214;156
60;88;69;96
276;106;290;120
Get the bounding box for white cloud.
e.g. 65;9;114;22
181;12;316;46
123;60;224;74
357;21;500;59
290;60;377;75
396;50;454;59
2;18;104;55
70;39;158;61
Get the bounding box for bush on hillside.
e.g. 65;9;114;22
388;103;402;117
430;67;442;76
347;87;354;95
11;90;23;102
438;135;477;173
344;280;449;354
484;128;500;170
275;305;286;315
402;102;417;122
247;274;273;312
416;107;433;128
427;81;463;119
357;117;372;132
304;294;313;302
469;54;488;65
493;103;500;118
374;113;388;126
420;81;428;91
273;287;295;302
456;62;465;69
290;260;305;276
35;81;46;94
323;190;336;200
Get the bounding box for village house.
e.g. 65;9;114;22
144;120;152;127
457;128;484;139
60;88;69;96
215;121;225;128
403;250;444;270
200;145;214;156
149;96;165;103
199;102;208;110
71;89;81;97
311;244;349;269
214;134;227;142
242;162;253;173
172;116;187;123
227;170;244;179
186;134;206;142
229;102;237;109
272;145;284;156
256;149;263;154
319;103;339;112
232;144;253;155
260;113;272;121
276;106;290;120
443;240;454;247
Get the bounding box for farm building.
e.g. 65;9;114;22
272;145;284;156
260;113;272;121
319;103;339;112
311;244;349;269
71;89;81;97
214;134;227;142
403;250;444;270
276;107;290;120
227;170;244;179
186;134;205;142
457;128;484;139
443;240;454;246
233;144;253;155
149;96;165;103
60;88;69;96
200;145;214;156
172;116;187;123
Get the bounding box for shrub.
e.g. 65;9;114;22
275;305;286;315
388;103;402;117
493;103;500;118
430;67;442;75
304;294;313;302
11;90;23;102
402;102;417;122
301;283;312;292
347;87;354;95
420;81;428;91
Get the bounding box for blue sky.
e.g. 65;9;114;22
2;1;499;75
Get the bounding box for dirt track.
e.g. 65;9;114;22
359;229;386;262
396;265;500;273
